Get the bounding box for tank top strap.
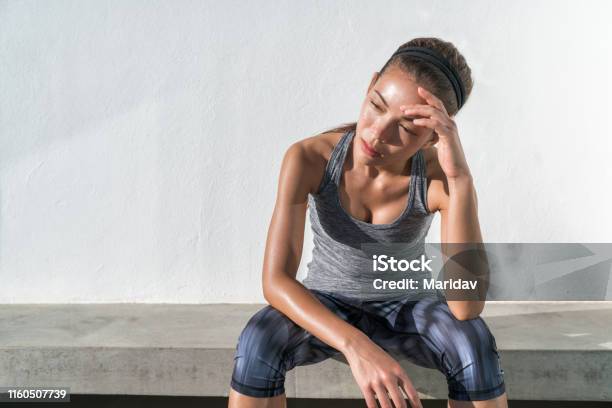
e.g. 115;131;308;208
329;129;354;186
315;129;354;194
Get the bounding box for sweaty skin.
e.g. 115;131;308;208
228;65;508;408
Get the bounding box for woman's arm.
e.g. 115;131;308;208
439;175;487;320
262;140;422;408
405;86;488;321
261;141;367;354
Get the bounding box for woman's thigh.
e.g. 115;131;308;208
230;289;368;398
368;296;506;401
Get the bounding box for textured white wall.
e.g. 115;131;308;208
1;0;611;303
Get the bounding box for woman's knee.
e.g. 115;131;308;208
441;316;506;400
414;300;506;400
230;306;293;398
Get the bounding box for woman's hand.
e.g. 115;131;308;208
343;335;422;408
400;86;472;180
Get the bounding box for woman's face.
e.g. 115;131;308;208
356;66;437;164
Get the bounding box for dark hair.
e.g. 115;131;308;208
319;37;474;135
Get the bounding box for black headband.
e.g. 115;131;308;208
383;46;465;110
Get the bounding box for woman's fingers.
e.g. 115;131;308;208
417;86;448;114
398;372;423;408
401;103;443;118
362;386;378;408
373;383;393;408
385;379;407;408
412;118;451;135
402;105;455;136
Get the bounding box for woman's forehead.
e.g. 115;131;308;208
372;77;426;107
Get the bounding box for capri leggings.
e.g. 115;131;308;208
230;289;506;401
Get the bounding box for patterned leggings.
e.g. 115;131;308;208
230;289;506;401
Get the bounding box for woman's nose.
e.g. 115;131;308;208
372;121;395;142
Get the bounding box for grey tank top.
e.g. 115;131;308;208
301;129;438;301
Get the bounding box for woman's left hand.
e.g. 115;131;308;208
400;86;472;180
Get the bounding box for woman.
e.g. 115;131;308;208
228;37;508;408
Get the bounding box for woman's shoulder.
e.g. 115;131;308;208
289;131;345;195
296;130;344;160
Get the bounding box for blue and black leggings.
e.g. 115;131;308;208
230;289;506;401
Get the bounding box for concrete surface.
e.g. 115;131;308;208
0;302;611;401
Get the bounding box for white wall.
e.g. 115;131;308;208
1;0;610;303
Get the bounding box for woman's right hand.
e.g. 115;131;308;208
343;335;422;408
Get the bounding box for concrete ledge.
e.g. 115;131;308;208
1;302;611;401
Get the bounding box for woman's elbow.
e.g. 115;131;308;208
262;275;286;303
262;279;275;303
452;310;481;321
448;301;485;321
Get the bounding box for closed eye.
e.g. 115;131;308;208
370;100;415;135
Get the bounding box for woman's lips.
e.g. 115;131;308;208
361;138;381;157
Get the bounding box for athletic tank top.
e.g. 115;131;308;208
301;129;438;301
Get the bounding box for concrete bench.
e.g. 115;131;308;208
1;302;611;401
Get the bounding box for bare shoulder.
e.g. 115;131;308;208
422;146;450;213
287;131;344;195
